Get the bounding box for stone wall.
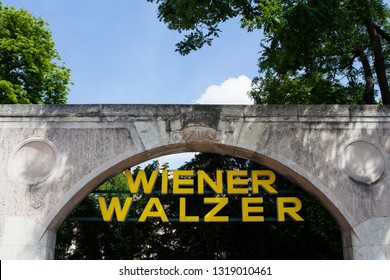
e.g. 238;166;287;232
0;104;389;259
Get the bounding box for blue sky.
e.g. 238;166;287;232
5;0;263;167
5;0;390;168
6;0;261;105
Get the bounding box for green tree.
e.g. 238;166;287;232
147;0;390;104
0;2;71;104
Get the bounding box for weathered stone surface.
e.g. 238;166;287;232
0;104;389;259
340;140;386;184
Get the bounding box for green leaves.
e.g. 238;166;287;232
249;72;366;105
148;0;244;55
148;0;390;104
252;0;390;104
0;2;71;104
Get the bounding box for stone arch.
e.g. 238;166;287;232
44;141;354;234
2;104;389;259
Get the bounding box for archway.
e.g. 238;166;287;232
55;151;345;259
45;144;349;257
1;104;389;260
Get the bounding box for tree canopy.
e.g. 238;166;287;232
0;2;71;104
147;0;390;104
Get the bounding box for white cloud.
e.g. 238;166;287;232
195;75;253;104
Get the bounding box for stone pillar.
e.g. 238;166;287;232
0;137;59;259
0;217;56;259
342;217;390;259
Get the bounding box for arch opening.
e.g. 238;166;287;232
49;143;352;260
46;143;353;234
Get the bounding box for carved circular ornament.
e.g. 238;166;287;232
340;140;386;185
8;138;58;185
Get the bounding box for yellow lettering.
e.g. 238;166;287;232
173;170;194;194
139;197;169;222
179;197;199;222
227;170;249;194
277;197;304;222
242;197;264;222
98;197;132;222
198;170;223;194
251;170;277;194
161;170;168;194
124;169;157;194
204;197;228;222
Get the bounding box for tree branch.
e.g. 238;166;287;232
374;23;390;43
365;19;390;104
355;48;375;104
